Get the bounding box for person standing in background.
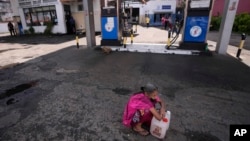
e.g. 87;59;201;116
7;21;16;36
145;16;150;28
161;16;166;29
172;20;179;37
164;16;169;30
18;21;23;35
69;16;76;34
135;16;139;23
168;15;172;30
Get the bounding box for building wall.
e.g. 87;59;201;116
124;0;176;25
54;2;66;34
10;0;19;16
6;0;179;34
0;0;13;33
0;0;13;22
70;0;101;32
212;0;250;16
7;0;101;34
0;23;9;32
18;2;66;34
71;12;85;30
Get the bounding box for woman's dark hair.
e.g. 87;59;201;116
141;83;158;94
133;83;158;95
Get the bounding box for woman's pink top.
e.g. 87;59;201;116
122;92;160;127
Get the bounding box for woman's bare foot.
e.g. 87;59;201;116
133;123;149;136
133;127;149;136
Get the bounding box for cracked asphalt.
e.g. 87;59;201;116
0;31;250;141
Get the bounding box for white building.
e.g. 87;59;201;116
0;0;13;22
6;0;182;34
0;0;13;33
9;0;101;34
123;0;177;26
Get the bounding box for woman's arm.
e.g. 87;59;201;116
149;107;162;121
159;99;166;117
149;99;167;121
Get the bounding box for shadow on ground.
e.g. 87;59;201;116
0;34;85;45
0;46;250;141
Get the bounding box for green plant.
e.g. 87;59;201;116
233;13;250;34
44;22;54;35
210;16;222;31
24;30;29;34
29;26;35;34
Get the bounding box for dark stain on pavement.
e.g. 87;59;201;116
6;98;19;105
38;61;57;71
0;80;38;100
185;130;221;141
112;88;132;95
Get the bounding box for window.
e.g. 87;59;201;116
78;4;83;11
31;12;38;25
43;0;57;3
23;6;58;26
24;8;31;26
37;12;44;24
43;12;51;22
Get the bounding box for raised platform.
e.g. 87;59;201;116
101;39;122;46
101;43;202;55
179;42;207;50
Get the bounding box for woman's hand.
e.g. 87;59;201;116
160;107;166;118
150;107;162;121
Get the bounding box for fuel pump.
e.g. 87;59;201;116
179;0;213;50
101;0;122;46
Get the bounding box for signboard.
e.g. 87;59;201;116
101;17;118;39
190;0;211;9
183;16;209;42
162;5;171;10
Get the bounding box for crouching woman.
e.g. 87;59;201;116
122;83;166;136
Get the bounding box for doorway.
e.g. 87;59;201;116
64;5;74;34
132;8;139;23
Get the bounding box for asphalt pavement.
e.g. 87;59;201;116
0;29;250;141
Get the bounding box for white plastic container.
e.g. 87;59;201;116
150;111;171;139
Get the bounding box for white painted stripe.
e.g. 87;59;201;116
101;44;201;55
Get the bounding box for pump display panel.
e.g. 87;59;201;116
189;0;212;10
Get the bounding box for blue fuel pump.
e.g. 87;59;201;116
180;0;213;50
101;0;122;46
